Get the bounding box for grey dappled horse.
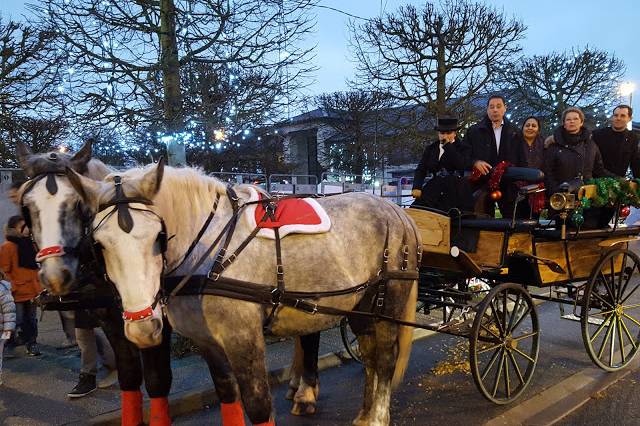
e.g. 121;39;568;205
67;161;420;426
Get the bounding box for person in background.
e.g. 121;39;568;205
0;215;42;356
592;104;640;178
67;309;118;398
0;271;16;385
521;116;545;170
462;95;526;216
412;116;473;212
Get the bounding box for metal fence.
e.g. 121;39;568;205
268;174;318;194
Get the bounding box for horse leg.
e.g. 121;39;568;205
140;320;173;426
291;332;320;416
285;337;303;400
222;334;273;425
95;307;144;426
352;331;378;426
200;345;245;426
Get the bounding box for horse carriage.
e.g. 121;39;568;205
15;140;640;425
404;170;640;404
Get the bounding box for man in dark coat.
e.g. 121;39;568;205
412;116;473;212
592;105;640;178
462;95;526;217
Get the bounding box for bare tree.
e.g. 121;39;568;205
498;47;626;130
314;90;394;180
0;19;63;166
349;0;525;119
37;0;317;165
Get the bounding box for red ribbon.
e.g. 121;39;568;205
122;306;154;321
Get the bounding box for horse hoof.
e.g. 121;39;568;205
285;387;296;400
291;401;316;416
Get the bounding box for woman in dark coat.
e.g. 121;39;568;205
412;116;473;212
543;107;614;227
543;107;612;194
521;116;545;170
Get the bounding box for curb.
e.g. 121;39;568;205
485;351;640;426
88;328;436;425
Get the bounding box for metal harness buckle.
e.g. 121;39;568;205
208;271;220;281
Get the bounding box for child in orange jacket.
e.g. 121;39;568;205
0;215;42;356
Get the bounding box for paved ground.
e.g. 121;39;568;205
173;301;607;425
0;310;349;425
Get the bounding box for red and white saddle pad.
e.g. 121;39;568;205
244;187;331;239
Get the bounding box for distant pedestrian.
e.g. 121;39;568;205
0;271;16;385
0;215;42;356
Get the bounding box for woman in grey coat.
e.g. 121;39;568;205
0;271;17;385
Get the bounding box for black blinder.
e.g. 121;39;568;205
22;206;32;229
157;220;168;254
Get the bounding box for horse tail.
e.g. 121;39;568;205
391;277;417;389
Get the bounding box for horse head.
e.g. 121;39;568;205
16;140;95;295
67;158;166;348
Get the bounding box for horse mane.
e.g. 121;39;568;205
86;159;113;180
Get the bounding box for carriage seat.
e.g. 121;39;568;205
460;218;539;233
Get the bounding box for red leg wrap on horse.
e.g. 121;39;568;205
121;390;143;426
150;397;171;426
221;401;246;426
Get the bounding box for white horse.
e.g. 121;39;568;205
67;160;419;426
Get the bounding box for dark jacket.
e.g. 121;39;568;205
412;139;473;212
592;127;640;178
543;126;613;194
412;138;468;189
522;134;545;170
462;116;526;169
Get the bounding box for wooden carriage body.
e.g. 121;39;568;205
405;207;640;287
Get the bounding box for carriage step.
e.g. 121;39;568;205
561;313;604;325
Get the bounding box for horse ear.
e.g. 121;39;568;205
137;157;165;199
16;142;33;171
70;139;93;172
65;167;102;212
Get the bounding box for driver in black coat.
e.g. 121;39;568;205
412;116;473;212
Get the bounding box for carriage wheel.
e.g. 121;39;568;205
340;318;362;364
582;248;640;371
470;283;539;404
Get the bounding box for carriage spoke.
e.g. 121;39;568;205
512;331;539;342
507;350;525;386
506;294;522;334
502;291;509;335
490;300;506;337
619;262;639;303
481;346;502;380
621;283;640;305
597;315;616;359
598;271;616;303
623;312;640;328
477;342;504;355
617;253;628;301
609;316;618;368
509;305;532;333
620;318;638;350
590;314;613;343
492;350;505;398
480;322;502;341
512;346;535;363
590;290;615;310
617;316;626;364
592;309;616;317
504;351;511;399
621;303;640;311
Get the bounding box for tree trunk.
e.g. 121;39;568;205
435;17;447;116
160;0;185;166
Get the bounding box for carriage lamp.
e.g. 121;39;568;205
620;205;631;218
549;192;577;211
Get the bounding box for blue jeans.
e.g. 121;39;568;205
12;301;38;346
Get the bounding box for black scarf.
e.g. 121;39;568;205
5;235;39;270
558;126;590;146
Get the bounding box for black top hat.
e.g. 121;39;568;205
434;116;460;132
